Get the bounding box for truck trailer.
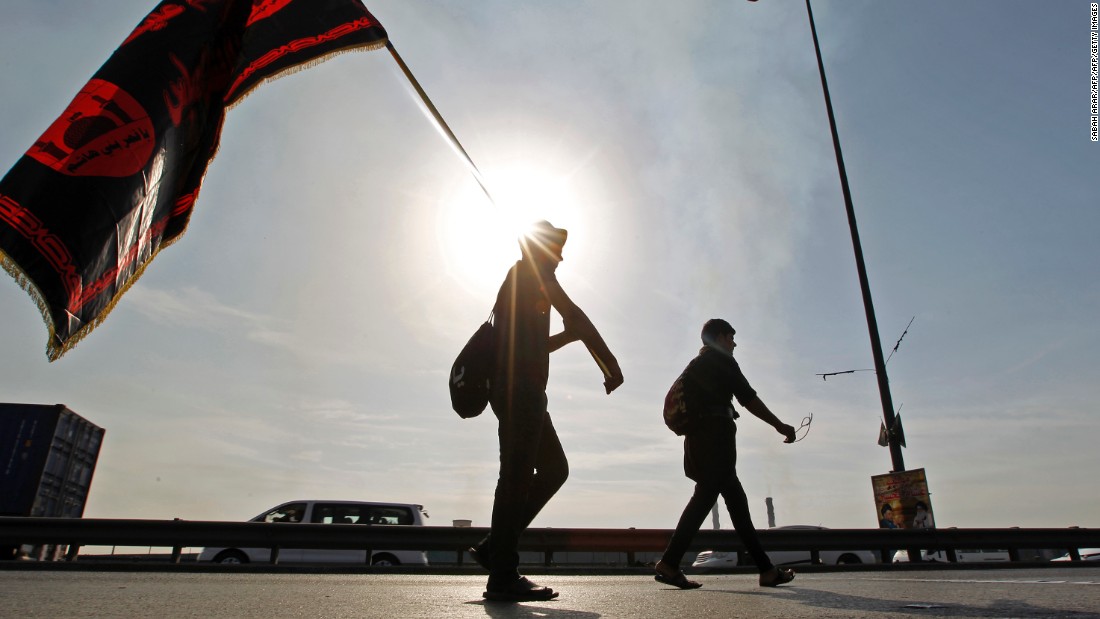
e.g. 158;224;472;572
1;403;104;559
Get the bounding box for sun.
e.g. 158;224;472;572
437;163;586;296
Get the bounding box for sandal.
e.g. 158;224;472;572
759;566;795;587
654;560;702;590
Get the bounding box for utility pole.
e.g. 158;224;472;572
805;0;904;472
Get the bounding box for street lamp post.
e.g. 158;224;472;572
804;0;905;472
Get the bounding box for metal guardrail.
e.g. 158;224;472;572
1;517;1097;565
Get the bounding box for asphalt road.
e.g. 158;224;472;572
2;567;1098;618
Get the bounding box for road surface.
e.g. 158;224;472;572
2;566;1098;617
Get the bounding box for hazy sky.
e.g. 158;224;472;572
2;1;1097;533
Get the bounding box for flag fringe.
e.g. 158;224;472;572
226;39;388;111
53;238;170;361
2;225;188;362
1;249;56;358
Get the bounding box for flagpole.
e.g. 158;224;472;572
385;41;495;205
805;0;905;472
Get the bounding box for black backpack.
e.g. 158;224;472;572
449;313;497;418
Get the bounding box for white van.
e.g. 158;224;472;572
693;525;879;567
198;500;429;566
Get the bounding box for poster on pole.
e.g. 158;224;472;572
871;468;935;529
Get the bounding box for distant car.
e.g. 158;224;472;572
198;500;429;566
692;525;878;568
1051;548;1100;562
892;548;1010;563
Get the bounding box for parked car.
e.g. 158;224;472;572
198;500;429;566
692;525;878;568
1051;548;1100;562
892;548;1010;563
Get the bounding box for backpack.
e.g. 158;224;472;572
449;314;497;418
662;371;691;435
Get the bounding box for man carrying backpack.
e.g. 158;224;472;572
471;220;624;602
655;318;797;590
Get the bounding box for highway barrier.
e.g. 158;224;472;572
1;517;1097;565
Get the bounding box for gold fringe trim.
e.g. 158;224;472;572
2;238;172;362
225;39;388;111
52;240;168;362
1;248;57;359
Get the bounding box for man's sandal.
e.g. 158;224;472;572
654;560;702;590
759;566;795;587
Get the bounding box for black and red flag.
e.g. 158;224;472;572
0;0;387;360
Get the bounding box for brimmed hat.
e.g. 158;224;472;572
522;220;568;258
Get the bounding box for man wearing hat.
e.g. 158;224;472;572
473;220;624;601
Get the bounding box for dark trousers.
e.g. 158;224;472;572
488;399;568;580
661;418;774;572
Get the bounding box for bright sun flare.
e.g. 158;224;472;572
437;163;587;296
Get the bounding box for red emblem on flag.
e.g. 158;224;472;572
27;79;155;178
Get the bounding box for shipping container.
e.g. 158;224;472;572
1;403;104;559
